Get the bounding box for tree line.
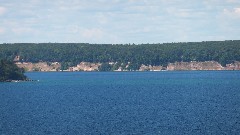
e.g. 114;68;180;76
0;40;240;70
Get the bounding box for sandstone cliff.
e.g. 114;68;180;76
225;61;240;70
167;61;223;70
69;62;100;71
16;62;61;71
139;64;163;71
16;61;240;72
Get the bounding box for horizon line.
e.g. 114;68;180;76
1;40;240;45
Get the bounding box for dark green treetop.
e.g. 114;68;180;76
0;60;27;82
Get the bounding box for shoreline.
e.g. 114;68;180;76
24;70;240;73
16;61;240;72
4;79;39;82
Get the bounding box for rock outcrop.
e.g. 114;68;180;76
139;64;163;71
167;61;223;70
13;55;20;62
16;62;61;71
15;60;240;72
225;61;240;70
69;62;100;71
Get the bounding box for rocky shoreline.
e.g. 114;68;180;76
15;61;240;72
5;79;39;82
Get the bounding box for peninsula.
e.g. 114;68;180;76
0;60;27;82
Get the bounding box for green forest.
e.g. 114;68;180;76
0;40;240;70
0;60;27;82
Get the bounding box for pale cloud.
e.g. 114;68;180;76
166;8;191;18
0;6;6;15
66;26;104;39
11;27;37;35
65;25;120;43
0;27;5;34
95;13;109;24
0;0;240;43
226;0;238;3
81;28;104;39
234;8;240;14
223;8;240;18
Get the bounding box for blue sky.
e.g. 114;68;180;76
0;0;240;44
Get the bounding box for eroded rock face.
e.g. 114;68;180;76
139;64;163;71
16;61;240;72
16;62;61;71
69;62;101;71
225;61;240;70
13;55;20;62
167;61;223;70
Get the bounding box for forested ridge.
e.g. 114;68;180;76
0;40;240;70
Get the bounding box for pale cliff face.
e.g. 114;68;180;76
225;61;240;70
139;65;163;71
70;62;100;71
166;61;240;71
16;62;61;71
167;61;223;71
16;61;240;72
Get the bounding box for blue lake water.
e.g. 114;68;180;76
0;71;240;134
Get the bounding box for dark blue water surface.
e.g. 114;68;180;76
0;71;240;135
